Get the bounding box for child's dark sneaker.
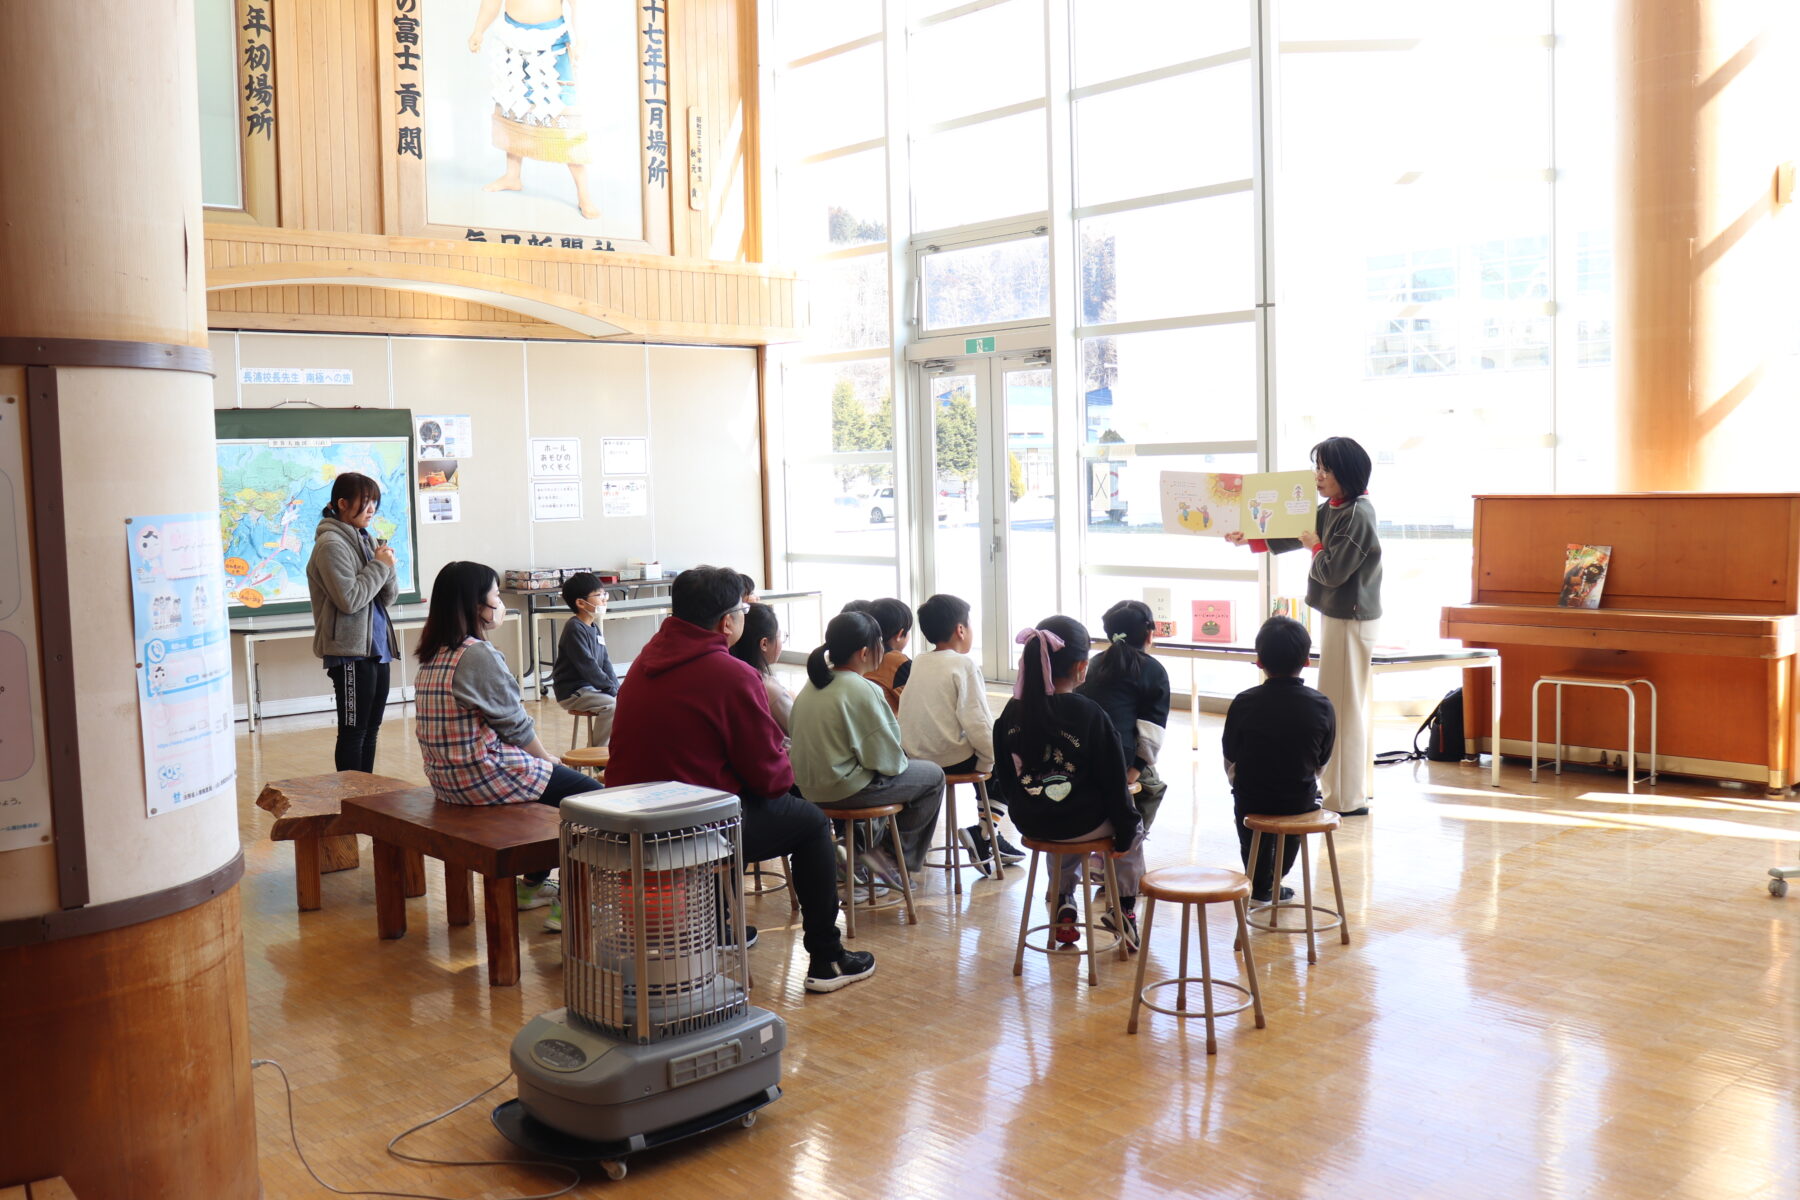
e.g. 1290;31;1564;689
957;824;995;877
994;833;1026;865
1101;897;1140;952
1053;897;1080;946
805;949;877;993
1251;885;1296;907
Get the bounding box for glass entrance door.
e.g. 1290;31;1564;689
921;353;1056;681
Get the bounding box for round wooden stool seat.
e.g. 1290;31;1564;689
1141;865;1252;906
943;771;991;786
1243;809;1340;837
560;746;610;772
1020;835;1114;858
830;801;904;821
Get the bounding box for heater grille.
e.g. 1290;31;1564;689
561;814;749;1042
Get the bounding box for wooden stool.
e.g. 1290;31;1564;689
560;746;609;779
568;710;598;751
830;802;918;937
1531;672;1658;793
746;857;800;915
925;771;1005;893
254;771;423;912
1243;809;1349;964
1011;836;1127;987
1127;865;1265;1053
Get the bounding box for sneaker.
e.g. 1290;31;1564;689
1100;898;1140;952
994;834;1027;865
957;825;996;878
1251;885;1296;907
861;845;904;890
516;879;559;911
805;949;878;993
1053;896;1080;947
722;924;759;950
543;899;562;933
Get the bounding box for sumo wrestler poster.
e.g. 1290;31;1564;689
394;0;657;247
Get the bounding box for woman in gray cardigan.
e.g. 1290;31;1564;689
305;472;400;771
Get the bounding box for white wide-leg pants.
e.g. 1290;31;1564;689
1316;613;1379;812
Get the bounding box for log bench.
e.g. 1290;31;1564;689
334;787;561;987
254;771;428;911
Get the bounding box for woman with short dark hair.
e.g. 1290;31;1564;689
305;472;399;772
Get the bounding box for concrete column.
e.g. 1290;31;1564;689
1615;1;1800;491
0;1;260;1195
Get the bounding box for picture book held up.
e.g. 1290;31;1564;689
1142;587;1177;638
1159;470;1318;540
1557;544;1612;609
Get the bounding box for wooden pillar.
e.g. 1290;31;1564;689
1616;1;1800;492
0;1;260;1196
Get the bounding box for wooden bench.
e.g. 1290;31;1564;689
2;1179;78;1200
254;771;427;911
334;787;561;987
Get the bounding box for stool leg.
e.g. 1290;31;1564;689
889;814;918;926
1647;681;1658;784
402;849;427;899
977;782;1005;882
1554;682;1564;775
1127;895;1157;1034
841;820;858;940
1078;853;1098;987
1325;830;1350;945
1197;903;1217;1055
1243;829;1263;944
1270;834;1286;928
1104;854;1128;961
294;834;324;913
1177;903;1191;1013
1012;850;1041;978
1234;898;1265;1029
445;863;473;926
1299;834;1318;964
789;853;801;914
1625;687;1637;794
946;783;963;896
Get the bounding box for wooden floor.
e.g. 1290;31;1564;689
238;693;1800;1199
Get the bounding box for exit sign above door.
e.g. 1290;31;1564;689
964;336;996;353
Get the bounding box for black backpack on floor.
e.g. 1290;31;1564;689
1375;687;1466;765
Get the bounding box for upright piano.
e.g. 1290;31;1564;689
1441;493;1800;794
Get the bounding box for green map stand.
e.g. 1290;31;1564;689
216;408;421;618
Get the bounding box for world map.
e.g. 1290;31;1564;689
217;437;415;611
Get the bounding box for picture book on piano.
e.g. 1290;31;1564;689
1557;544;1611;609
1192;600;1233;643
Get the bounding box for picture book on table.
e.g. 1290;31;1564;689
1159;470;1318;540
1191;600;1233;643
1269;595;1312;634
1142;587;1177;639
1557;544;1612;609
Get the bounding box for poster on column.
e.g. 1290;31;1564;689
128;513;236;818
0;386;53;853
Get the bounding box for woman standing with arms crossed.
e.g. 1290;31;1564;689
306;473;400;772
1227;437;1382;815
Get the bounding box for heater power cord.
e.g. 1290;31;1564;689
251;1059;581;1200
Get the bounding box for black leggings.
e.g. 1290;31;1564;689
328;659;390;773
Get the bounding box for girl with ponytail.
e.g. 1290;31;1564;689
993;614;1146;949
1078;599;1172;828
791;611;946;883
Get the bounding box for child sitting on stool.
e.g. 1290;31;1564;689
992;615;1145;950
551;571;618;747
1223;615;1336;904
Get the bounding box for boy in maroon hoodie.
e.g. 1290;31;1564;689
609;565;876;993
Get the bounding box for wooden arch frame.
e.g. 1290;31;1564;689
205;260;633;338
